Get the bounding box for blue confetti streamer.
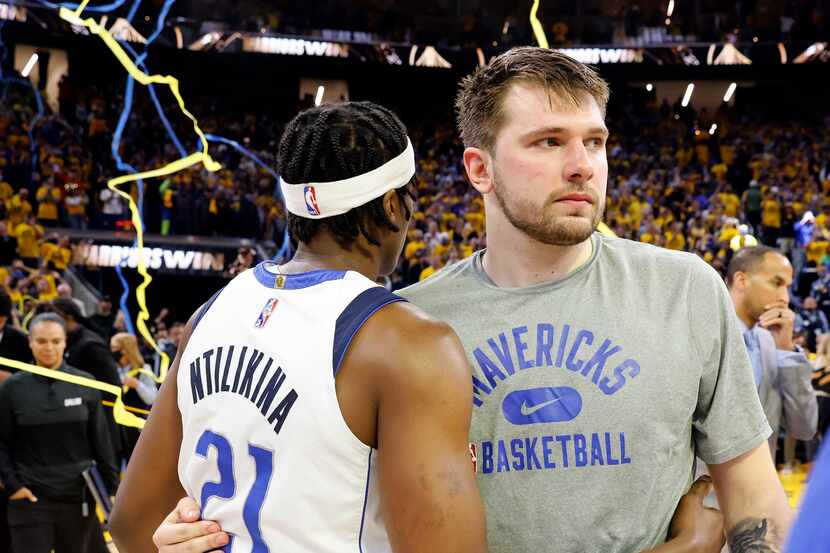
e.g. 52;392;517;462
126;0;141;22
110;0;180;335
111;73;139;336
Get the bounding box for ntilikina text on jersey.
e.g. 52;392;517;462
188;344;299;435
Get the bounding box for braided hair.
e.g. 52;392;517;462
279;101;416;248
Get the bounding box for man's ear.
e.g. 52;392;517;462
382;189;403;224
463;147;494;194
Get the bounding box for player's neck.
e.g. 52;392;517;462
281;237;381;282
482;216;593;288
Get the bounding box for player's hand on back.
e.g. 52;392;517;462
153;497;229;553
666;476;725;553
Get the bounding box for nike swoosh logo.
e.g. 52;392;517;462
520;396;565;416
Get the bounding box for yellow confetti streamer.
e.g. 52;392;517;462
529;0;549;49
0;356;145;428
102;400;151;416
597;222;617;237
55;6;222;384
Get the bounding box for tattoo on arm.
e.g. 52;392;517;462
727;518;780;553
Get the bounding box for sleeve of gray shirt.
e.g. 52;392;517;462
689;260;772;465
776;349;818;441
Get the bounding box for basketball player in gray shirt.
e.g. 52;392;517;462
152;48;792;552
401;46;789;553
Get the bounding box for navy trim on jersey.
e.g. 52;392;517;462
254;262;346;290
358;449;373;553
332;287;406;376
192;287;224;330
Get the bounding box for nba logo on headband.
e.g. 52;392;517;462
304;186;320;216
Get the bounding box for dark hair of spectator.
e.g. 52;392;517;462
279;101;416;248
726;246;782;287
51;297;84;323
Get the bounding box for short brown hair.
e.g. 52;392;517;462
455;46;610;151
726;245;781;287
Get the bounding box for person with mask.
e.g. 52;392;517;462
110;332;158;460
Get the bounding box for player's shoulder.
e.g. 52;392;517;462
349;300;470;399
598;233;717;281
346;295;466;378
365;299;459;349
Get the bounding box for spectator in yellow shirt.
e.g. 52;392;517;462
0;173;13;202
14;214;43;268
711;163;728;181
807;238;830;266
36;180;62;227
7;188;32;230
35;277;58;302
719;187;741;217
64;184;89;230
419;255;440;282
664;221;686;251
404;229;427;260
51;238;73;271
718;219;740;244
761;194;782;244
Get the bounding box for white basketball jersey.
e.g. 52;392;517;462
177;262;404;553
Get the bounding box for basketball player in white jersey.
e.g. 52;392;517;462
109;101;488;553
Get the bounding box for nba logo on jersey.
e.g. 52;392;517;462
304;186;320;216
255;298;279;328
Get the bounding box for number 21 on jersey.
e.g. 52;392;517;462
195;430;274;553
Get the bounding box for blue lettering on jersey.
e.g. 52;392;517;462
189;345;299;435
479;432;631;474
469;324;641;475
469;323;641;407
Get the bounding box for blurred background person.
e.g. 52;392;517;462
110;332;157;460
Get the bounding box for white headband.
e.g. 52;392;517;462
280;138;415;219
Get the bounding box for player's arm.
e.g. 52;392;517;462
366;304;487;553
708;442;793;552
109;311;226;553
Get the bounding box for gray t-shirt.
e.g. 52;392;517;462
398;233;771;553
